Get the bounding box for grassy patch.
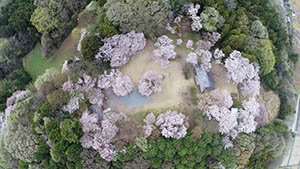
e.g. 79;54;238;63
24;43;75;81
190;86;199;105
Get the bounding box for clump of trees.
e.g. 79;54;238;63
30;0;91;57
143;111;188;139
104;0;171;38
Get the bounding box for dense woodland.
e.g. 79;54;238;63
0;0;298;169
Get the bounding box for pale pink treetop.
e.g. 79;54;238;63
96;31;146;68
138;71;163;97
112;76;134;96
196;40;213;51
213;48;225;62
155;111;188;139
153;35;176;68
197;49;212;72
176;39;183;45
80;110;127;162
186;52;198;65
188;4;203;31
186;40;194;49
224;50;260;96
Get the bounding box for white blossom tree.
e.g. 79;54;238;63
186;40;194;49
196;40;213;51
213;48;225;63
80;110;127;162
112;76;134;96
176;39;183;45
224;50;260;96
153;35;176;68
197;49;212;71
96;31;146;67
63;94;84;114
186;52;198;64
187;4;203;31
155;111;188;139
237;97;260;133
143;111;188;139
143;113;156;138
98;69;121;89
138;72;163;97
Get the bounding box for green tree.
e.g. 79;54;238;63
105;0;171;38
60;118;82;143
97;13;118;38
81;35;103;59
200;7;223;32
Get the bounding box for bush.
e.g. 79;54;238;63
60;118;82;143
81;35;103;60
97;0;107;7
97;13;118;38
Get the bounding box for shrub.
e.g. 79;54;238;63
60;118;82;143
97;13;118;38
81;35;103;60
97;0;107;7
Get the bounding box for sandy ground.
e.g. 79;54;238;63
108;41;195;114
210;63;239;94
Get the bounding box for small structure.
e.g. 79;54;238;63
193;63;215;93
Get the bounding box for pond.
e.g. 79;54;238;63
107;89;153;110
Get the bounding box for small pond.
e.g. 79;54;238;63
107;89;153;110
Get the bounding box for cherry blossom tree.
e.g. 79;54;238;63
240;79;260;97
205;90;261;145
143;113;156;138
155;111;188;139
187;4;203;31
208;32;221;45
153;35;176;68
224;50;260;96
96;31;146;67
98;69;121;89
196;40;213;51
63;94;84;114
186;52;198;64
143;111;188;139
225;50;259;84
237;97;260;133
88;89;105;107
186;40;194;49
214;48;225;63
197;49;212;72
112;76;134;96
138;72;163;97
80;110;128;162
176;39;183;45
